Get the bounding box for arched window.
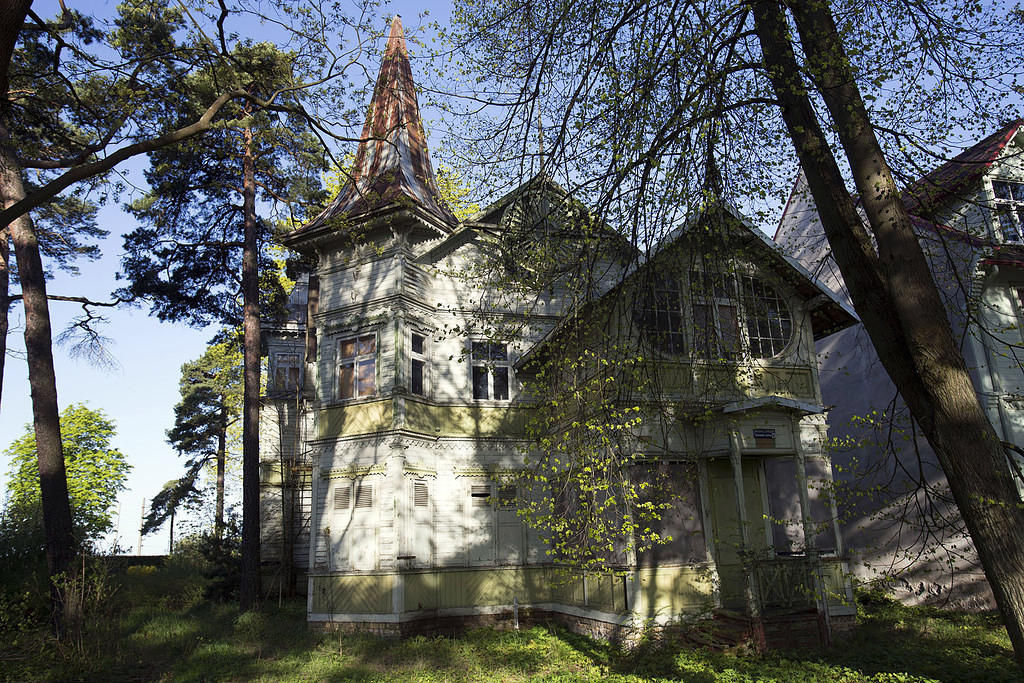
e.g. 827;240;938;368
635;269;793;359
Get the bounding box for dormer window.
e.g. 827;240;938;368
993;180;1024;243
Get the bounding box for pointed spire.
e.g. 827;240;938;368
313;15;457;229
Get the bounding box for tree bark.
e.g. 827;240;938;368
753;0;1024;667
0;121;75;635
216;402;226;540
0;0;32;418
239;126;261;610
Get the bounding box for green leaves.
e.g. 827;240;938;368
2;404;130;549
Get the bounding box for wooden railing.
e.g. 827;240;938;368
752;557;817;610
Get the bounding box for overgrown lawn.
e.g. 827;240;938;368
0;563;1017;682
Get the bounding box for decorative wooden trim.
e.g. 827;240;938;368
322;464;388;479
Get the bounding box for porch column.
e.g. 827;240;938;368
728;429;760;616
792;415;829;637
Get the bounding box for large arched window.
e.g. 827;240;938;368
635;270;794;359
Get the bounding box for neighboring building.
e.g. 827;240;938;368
260;16;859;642
775;121;1024;609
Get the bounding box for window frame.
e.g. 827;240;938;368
272;351;302;394
992;179;1024;243
690;269;742;361
410;331;428;397
636;268;794;362
470;340;512;401
336;332;377;402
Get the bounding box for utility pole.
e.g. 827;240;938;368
137;497;145;556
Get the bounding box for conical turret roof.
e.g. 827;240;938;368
304;16;457;231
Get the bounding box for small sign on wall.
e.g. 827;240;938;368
753;428;776;449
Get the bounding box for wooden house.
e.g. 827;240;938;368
260;16;858;644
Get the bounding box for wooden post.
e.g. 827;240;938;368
729;430;760;617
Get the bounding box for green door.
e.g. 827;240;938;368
707;458;767;610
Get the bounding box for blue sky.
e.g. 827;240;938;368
1;0;454;554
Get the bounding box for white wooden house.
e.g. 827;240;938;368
775;121;1024;609
259;17;859;643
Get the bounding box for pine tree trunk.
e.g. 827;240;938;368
0;0;32;418
216;403;226;540
239;127;262;610
0;122;75;636
753;0;1024;668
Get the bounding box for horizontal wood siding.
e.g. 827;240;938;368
317;400;393;438
311;574;393;613
404;399;529;437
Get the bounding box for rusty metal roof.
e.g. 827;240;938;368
298;16;457;235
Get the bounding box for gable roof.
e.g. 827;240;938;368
516;203;858;370
902;119;1023;214
288;16;457;243
414;173;636;264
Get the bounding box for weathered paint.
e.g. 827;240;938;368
313;565;715;619
311;573;394;613
317;399;393;439
707;458;768;609
404;399;530;437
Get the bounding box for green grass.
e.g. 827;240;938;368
0;566;1019;682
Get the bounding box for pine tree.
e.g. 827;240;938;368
143;339;242;540
119;42;328;610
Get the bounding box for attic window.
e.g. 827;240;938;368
635;275;687;354
690;270;740;361
993;180;1024;243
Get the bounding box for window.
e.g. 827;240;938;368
690;270;740;360
636;269;792;360
635;275;687;353
337;334;375;400
993;180;1024;243
354;483;373;509
332;482;373;511
497;485;517;510
740;275;793;358
273;352;301;392
471;341;510;400
333;484;351;511
410;333;426;396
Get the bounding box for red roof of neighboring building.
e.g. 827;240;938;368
299;16;457;233
903;119;1022;214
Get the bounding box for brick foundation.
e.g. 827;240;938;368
311;608;638;643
